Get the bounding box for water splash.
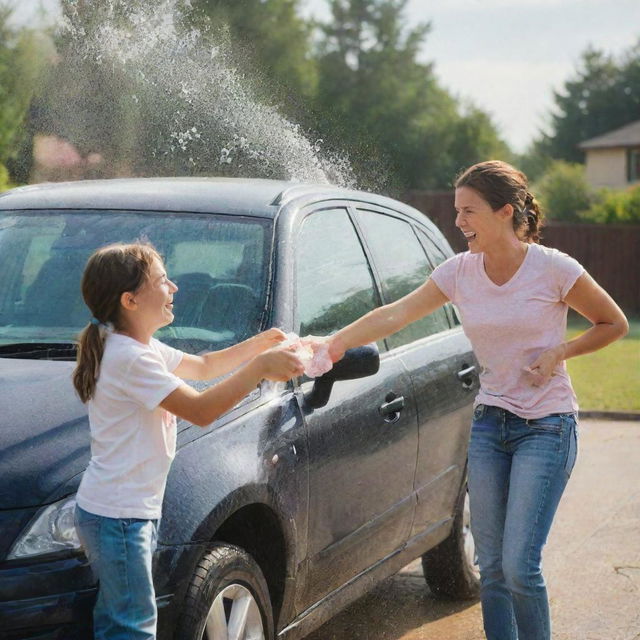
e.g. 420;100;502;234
55;0;357;187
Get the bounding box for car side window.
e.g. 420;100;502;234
415;227;461;326
296;209;380;338
355;209;450;349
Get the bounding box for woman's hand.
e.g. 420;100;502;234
326;335;347;363
301;334;346;363
523;344;566;387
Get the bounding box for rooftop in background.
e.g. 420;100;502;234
579;120;640;150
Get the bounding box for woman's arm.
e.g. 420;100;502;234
327;278;449;361
562;272;629;356
173;328;287;381
161;344;303;427
525;272;629;386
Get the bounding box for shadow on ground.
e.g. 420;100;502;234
305;562;479;640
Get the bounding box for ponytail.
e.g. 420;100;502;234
521;191;544;244
73;323;109;403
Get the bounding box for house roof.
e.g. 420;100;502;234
579;120;640;150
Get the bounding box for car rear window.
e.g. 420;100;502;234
0;210;272;353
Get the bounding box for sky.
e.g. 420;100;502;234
10;0;640;153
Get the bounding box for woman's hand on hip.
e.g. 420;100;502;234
523;344;566;387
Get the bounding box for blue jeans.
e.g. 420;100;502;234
468;404;578;640
74;506;159;640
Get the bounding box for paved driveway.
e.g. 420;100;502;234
307;419;640;640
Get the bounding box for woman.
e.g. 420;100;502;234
318;160;628;640
73;242;303;639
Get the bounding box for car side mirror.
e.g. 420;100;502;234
304;343;380;409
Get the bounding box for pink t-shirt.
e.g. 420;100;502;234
431;243;585;419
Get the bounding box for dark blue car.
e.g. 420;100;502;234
0;178;479;639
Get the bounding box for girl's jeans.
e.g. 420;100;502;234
74;505;159;640
468;404;578;640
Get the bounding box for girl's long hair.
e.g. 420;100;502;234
73;242;161;403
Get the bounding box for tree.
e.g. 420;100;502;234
533;160;595;221
190;0;318;109
0;4;48;182
539;41;640;163
313;0;508;191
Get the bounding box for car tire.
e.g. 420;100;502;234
421;482;480;599
176;543;275;640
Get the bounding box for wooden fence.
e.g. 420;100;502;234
404;190;640;317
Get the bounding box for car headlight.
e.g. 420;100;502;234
8;495;82;559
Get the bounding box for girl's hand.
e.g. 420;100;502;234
254;328;288;352
253;345;305;382
523;344;566;387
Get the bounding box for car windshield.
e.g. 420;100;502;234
0;210;272;356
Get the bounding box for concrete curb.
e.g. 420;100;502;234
579;410;640;421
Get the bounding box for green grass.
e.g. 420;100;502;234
565;316;640;412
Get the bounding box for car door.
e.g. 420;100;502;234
292;207;419;610
353;208;478;540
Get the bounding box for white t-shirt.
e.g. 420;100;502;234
431;243;585;419
76;333;184;519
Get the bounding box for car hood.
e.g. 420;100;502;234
0;358;90;509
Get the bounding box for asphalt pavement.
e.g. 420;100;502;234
306;418;640;640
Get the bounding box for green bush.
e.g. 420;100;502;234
581;185;640;224
533;160;595;221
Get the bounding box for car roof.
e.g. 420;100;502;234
0;178;296;217
0;177;433;226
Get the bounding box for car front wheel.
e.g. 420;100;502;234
421;483;480;599
176;543;275;640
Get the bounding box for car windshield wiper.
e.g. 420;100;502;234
0;342;78;361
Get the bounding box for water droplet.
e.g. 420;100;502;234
55;0;357;187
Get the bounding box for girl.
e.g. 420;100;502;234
314;160;628;639
72;242;303;639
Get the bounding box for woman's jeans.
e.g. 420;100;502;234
74;506;159;640
468;404;578;640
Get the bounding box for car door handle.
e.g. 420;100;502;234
379;395;405;417
457;365;476;380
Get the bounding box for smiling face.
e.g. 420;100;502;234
454;185;514;253
121;257;178;337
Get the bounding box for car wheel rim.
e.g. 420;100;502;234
463;491;480;578
204;583;265;640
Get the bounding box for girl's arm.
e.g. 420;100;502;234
161;344;304;427
327;279;449;361
526;272;629;386
173;328;287;381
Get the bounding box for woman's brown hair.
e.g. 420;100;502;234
455;160;545;243
73;242;161;403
